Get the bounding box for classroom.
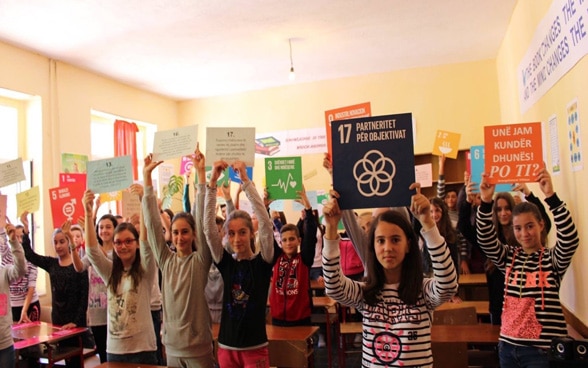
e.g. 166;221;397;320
0;0;586;365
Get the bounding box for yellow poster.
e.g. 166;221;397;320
16;186;40;216
432;130;461;158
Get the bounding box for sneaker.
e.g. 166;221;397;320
353;333;362;348
318;333;326;348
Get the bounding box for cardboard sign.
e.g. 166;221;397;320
432;130;461;159
206;127;256;167
484;122;543;183
16;186;40;217
152;125;198;161
331;113;415;209
87;156;134;194
49;184;85;228
59;173;87;189
325;102;371;157
265;156;303;200
0;158;26;188
61;153;88;173
470;145;513;193
121;190;141;219
180;155;194;175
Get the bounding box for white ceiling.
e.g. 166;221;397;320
0;0;517;101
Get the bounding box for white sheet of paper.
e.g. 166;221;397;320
415;163;433;188
87;156;134;194
153;125;199;161
0;158;26;188
206;127;256;166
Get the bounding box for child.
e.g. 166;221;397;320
83;190;158;364
0;222;26;367
322;183;458;367
142;148;215;368
22;217;89;368
476;169;578;367
203;159;279;368
269;188;317;326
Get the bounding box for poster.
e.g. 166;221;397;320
0;158;26;188
415;163;433;188
548;115;561;175
432;130;461;159
152;125;198;161
61;153;88;173
470;145;512;193
121;190;141;219
49;184;85;228
324;102;371;156
265;156;303;200
331;113;415;209
567;99;583;172
59;173;87;188
87;156;134;193
206;127;255;166
16;186;40;216
484;122;543;184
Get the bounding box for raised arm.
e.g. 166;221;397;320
5;223;26;282
191;144;212;265
204;160;230;263
296;187;317;267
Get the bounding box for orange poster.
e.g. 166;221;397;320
484;122;543;184
432;130;461;158
324;102;371;156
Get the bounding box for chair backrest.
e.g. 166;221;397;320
433;306;477;325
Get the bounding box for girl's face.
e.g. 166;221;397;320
280;230;300;257
513;212;544;253
71;230;84;246
374;221;409;282
430;204;443;224
495;198;512;226
113;229;138;265
171;218;195;254
227;218;254;258
98;219;115;243
444;191;458;210
53;232;70;258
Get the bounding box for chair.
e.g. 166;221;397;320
433;306;499;368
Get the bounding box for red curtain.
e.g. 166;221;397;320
114;119;139;180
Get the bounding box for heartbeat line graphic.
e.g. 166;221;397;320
271;173;295;193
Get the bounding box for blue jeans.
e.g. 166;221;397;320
0;345;15;368
108;350;158;364
498;341;549;368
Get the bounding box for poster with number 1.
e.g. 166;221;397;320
331;113;415;209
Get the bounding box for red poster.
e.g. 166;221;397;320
324;102;371;157
59;173;87;188
49;184;85;228
484;122;543;184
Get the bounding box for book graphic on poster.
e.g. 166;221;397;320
255;136;281;156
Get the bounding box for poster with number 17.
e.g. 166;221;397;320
331;113;415;210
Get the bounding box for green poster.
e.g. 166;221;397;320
61;153;88;173
205;166;230;187
265;156;302;200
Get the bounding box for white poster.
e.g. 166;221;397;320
255;127;327;157
548;115;561;175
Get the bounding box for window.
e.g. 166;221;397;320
90;110;156;218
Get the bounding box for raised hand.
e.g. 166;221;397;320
231;160;249;183
129;183;144;201
295;185;310;209
220;181;232;200
409;182;434;229
210;161;229;186
322;196;342;233
191;143;206;172
322;153;333;175
6;223;17;242
143;153;164;185
83;190;96;214
479;173;496;203
19;211;30;234
535;167;554;198
512;182;531;196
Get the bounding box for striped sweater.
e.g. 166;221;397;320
476;193;579;349
323;225;457;367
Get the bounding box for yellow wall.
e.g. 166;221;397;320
179;59;501;220
0;40;178;304
497;0;588;325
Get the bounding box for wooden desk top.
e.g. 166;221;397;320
212;323;318;341
431;324;500;344
458;273;487;286
436;300;489;315
12;321;88;350
96;363;167;368
310;279;324;290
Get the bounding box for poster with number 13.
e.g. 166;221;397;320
331;113;415;209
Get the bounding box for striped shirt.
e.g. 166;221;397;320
476;193;578;349
323;226;457;367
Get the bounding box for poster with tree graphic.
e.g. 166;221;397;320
264;156;303;200
331;113;415;209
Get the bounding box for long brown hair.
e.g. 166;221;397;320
109;223;143;294
363;211;423;306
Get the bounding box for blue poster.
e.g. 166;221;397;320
331;113;415;210
470;145;512;193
